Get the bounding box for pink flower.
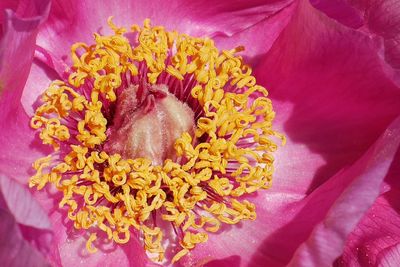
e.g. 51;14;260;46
0;0;399;267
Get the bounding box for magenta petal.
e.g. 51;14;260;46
309;0;364;28
311;0;400;85
213;1;296;66
0;175;51;230
338;181;400;266
0;208;49;266
0;1;18;28
287;116;400;266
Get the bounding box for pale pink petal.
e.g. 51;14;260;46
0;175;51;229
180;190;303;267
0;208;50;266
21;56;60;116
36;0;294;76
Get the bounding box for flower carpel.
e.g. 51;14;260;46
105;83;195;165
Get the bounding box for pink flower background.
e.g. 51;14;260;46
0;0;399;266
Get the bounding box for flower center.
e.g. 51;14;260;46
29;18;284;264
104;82;195;165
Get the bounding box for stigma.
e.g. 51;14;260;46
29;17;284;263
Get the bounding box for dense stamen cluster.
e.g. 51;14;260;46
29;18;284;263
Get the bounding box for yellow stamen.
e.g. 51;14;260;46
29;18;284;263
86;233;98;253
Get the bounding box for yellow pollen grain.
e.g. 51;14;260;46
29;18;284;263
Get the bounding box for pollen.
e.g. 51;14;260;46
29;17;285;263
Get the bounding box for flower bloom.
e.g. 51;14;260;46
1;0;400;266
28;16;284;264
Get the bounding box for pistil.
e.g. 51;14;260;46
105;82;195;165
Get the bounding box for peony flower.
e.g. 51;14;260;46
0;0;399;267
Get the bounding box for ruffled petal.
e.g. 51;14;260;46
311;0;400;85
309;0;364;28
0;0;51;182
21;56;60;115
337;189;400;267
212;1;296;66
337;144;400;267
0;175;53;262
0;208;50;266
0;175;51;229
35;0;294;76
287;115;400;267
0;0;50;102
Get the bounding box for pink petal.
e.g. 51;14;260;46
30;189;149;267
36;0;294;76
309;0;364;28
256;0;400;193
311;0;400;85
212;1;297;67
185;0;400;265
0;208;50;266
0;103;52;183
0;1;51;183
0;175;51;230
287;115;400;266
0;1;18;29
377;244;400;267
0;0;50;101
337;159;400;267
0;175;53;261
21;56;60;116
14;0;51;18
190;115;400;267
